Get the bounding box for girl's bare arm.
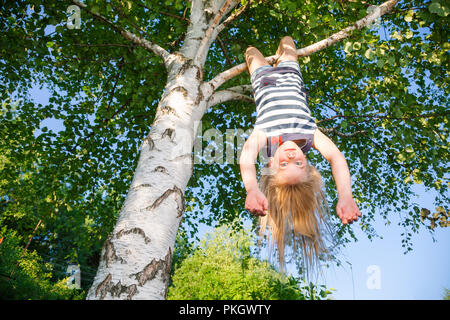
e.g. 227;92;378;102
240;130;269;216
239;129;267;192
313;129;361;224
313;129;352;198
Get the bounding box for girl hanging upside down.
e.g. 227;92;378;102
239;36;361;272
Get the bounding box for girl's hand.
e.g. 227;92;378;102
245;189;268;216
336;196;361;225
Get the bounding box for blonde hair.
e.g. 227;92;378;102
259;164;332;276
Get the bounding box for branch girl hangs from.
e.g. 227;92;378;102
240;36;361;273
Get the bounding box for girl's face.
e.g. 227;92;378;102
269;140;308;185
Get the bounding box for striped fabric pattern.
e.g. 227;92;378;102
251;61;317;137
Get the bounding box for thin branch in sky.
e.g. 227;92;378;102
71;0;172;66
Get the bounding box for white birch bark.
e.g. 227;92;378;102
86;0;399;300
86;0;239;300
86;78;201;300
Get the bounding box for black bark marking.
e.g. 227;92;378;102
96;273;112;299
169;86;188;98
159;105;178;117
195;85;205;105
167;52;185;71
132;183;152;191
162;128;175;140
116;227;151;244
179;59;192;74
196;66;203;81
103;236;126;268
142;134;155;150
208;81;216;92
204;9;215;24
131;247;172;289
95;274;137;300
154;166;168;174
142;185;185;218
178;58;202;79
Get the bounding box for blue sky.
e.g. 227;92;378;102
321;183;449;300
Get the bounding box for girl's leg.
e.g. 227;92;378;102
274;36;298;66
245;46;269;76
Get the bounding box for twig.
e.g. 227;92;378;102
216;36;234;67
71;0;171;64
134;2;190;23
216;0;254;33
319;127;367;138
24;220;42;251
317;112;448;124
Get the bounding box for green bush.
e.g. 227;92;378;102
0;228;85;300
167;224;333;300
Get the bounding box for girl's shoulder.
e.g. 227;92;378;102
312;129;341;161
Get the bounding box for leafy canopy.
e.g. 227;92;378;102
0;0;448;293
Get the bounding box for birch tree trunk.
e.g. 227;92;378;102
86;0;240;300
85;0;399;300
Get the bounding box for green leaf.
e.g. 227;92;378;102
397;153;406;162
429;2;448;17
344;42;353;54
91;5;100;15
364;48;375;60
376;58;385;68
404;10;414;22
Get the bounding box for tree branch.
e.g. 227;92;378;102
207;0;400;91
216;36;234;67
207;85;253;108
215;0;254;34
194;0;239;65
296;0;399;57
106;57;126;111
319;127;367;138
135;2;190;23
71;0;172;66
317;111;449;124
70;43;134;48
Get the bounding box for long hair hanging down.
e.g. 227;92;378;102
259;164;332;276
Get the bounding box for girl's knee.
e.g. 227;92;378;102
245;46;259;56
281;36;294;43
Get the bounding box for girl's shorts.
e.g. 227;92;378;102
250;61;301;84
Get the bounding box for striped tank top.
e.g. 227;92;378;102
250;61;317;157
